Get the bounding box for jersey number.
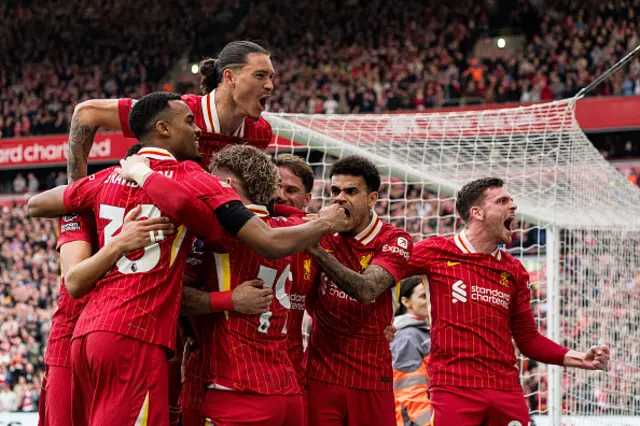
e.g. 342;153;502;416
100;204;162;274
257;264;291;335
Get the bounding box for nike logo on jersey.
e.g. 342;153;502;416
447;261;461;267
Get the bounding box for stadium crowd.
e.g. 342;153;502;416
3;0;640;138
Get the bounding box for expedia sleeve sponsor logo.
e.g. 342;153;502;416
381;243;410;260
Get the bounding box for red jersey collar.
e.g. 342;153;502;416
201;89;245;137
246;204;269;217
454;230;502;260
138;147;177;161
353;212;383;246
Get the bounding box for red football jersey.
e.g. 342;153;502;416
63;147;240;352
45;213;97;368
117;90;272;168
197;205;300;395
306;214;412;391
406;231;532;390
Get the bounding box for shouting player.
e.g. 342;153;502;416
407;177;610;426
66;40;275;182
304;156;413;426
28;93;347;426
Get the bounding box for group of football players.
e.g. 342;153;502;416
27;40;610;426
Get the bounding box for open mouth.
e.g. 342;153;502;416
259;95;269;109
503;216;514;231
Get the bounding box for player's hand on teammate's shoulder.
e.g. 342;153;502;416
317;203;349;233
109;205;175;254
232;279;273;315
116;154;152;183
582;344;611;370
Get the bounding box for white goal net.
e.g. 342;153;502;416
264;98;640;425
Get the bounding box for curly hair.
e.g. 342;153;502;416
455;177;505;223
329;155;380;193
209;144;278;206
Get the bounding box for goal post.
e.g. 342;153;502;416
264;98;640;424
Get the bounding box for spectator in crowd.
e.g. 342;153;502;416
12;174;26;193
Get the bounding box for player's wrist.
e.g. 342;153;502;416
563;350;585;368
129;162;154;186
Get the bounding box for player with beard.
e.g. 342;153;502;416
406;177;610;426
304;156;413;426
66;40;275;183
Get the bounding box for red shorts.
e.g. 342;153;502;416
202;389;303;426
70;331;170;426
302;386;309;426
307;379;395;426
38;365;72;426
430;385;530;426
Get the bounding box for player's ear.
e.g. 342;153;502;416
155;120;170;137
470;205;484;221
368;191;379;208
223;68;236;87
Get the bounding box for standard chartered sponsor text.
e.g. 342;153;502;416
471;285;510;309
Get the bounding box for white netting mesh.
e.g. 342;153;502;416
265;98;640;423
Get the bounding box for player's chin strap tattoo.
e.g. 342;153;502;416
307;246;395;304
67;116;99;183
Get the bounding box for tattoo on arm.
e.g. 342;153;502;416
68;117;99;183
310;249;395;304
181;286;212;315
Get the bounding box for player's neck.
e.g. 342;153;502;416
215;88;245;136
352;210;375;236
464;226;499;254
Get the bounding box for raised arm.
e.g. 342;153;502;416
68;99;123;182
64;206;175;298
118;157;349;259
27;186;67;217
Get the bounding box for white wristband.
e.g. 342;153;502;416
129;162;154;186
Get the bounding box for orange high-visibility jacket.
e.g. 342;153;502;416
391;314;431;426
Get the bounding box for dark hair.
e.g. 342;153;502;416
125;143;142;158
200;40;270;94
128;92;182;141
329;156;380;193
455;177;505;223
395;276;423;316
273;154;314;193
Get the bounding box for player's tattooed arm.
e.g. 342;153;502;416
308;247;395;304
68;117;98;183
68;99;122;182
